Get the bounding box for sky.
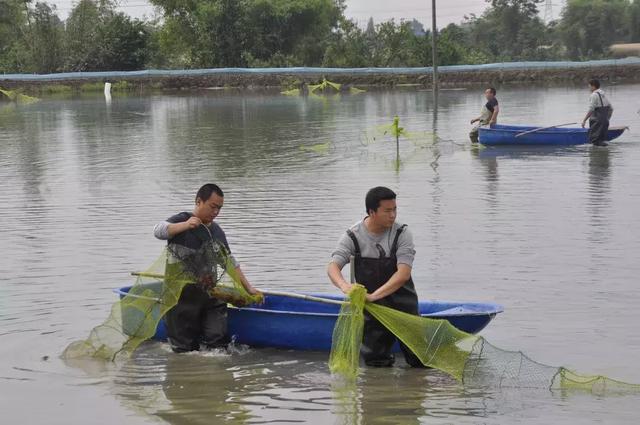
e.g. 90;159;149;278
48;0;564;26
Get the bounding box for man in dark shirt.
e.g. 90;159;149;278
469;87;500;143
153;183;260;352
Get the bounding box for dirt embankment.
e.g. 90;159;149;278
2;63;639;94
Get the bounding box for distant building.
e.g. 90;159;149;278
610;43;640;58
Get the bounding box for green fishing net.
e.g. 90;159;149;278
63;238;262;361
0;87;39;104
330;285;640;394
281;78;365;96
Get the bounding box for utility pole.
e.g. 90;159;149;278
431;0;438;96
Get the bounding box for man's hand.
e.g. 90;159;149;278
339;282;353;295
199;274;215;290
365;292;380;303
186;216;202;229
581;120;587;128
489;119;496;126
245;285;261;296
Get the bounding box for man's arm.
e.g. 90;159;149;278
489;105;499;125
328;261;352;294
234;265;260;295
327;232;356;294
581;111;593;128
582;93;597;127
366;264;412;302
154;216;202;240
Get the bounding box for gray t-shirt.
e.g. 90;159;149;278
331;219;416;268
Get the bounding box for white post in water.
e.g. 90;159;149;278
104;82;112;102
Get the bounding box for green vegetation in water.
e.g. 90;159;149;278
299;142;331;154
39;84;74;94
281;79;365;96
308;78;342;93
281;88;301;96
79;81;134;92
0;87;39;104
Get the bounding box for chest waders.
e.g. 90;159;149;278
165;224;229;353
469;105;494;144
588;92;612;145
347;225;425;367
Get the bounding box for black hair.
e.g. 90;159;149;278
196;183;224;202
487;87;497;95
589;79;601;89
365;186;396;215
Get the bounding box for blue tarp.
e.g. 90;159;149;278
2;58;639;81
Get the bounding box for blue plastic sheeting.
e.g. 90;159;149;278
2;57;639;81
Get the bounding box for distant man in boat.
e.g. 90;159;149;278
469;87;500;144
582;79;614;147
153;183;260;353
327;187;424;367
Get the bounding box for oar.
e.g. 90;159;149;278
515;122;577;138
130;272;346;306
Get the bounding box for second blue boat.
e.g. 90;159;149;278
479;124;627;146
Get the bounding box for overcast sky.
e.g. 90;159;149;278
49;0;563;26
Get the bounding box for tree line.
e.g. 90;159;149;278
1;0;639;74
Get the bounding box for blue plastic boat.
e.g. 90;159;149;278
115;284;503;351
479;124;627;146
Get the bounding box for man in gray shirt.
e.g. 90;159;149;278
327;186;424;367
582;78;614;146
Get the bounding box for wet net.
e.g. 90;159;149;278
63;237;263;361
330;285;640;394
0;87;39;104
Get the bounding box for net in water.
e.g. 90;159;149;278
63;239;262;361
330;285;640;394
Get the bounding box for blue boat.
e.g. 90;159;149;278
479;124;627;146
115;284;503;351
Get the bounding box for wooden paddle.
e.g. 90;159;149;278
130;272;347;306
514;122;577;138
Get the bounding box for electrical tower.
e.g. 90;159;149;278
544;0;553;23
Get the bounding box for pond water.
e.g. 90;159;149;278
1;83;640;424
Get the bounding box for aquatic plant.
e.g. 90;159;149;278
0;87;39;104
299;142;332;154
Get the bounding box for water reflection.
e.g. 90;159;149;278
2;86;640;424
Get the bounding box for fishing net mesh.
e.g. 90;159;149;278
63;239;262;361
330;285;640;394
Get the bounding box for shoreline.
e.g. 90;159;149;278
2;58;640;94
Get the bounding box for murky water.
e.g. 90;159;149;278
1;84;640;424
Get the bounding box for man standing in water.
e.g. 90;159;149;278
469;87;500;144
327;187;423;367
582;79;613;147
154;184;260;353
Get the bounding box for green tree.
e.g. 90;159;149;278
29;2;64;73
64;0;149;71
559;0;630;59
64;0;102;71
0;0;31;72
467;0;549;60
149;0;342;68
630;0;640;42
